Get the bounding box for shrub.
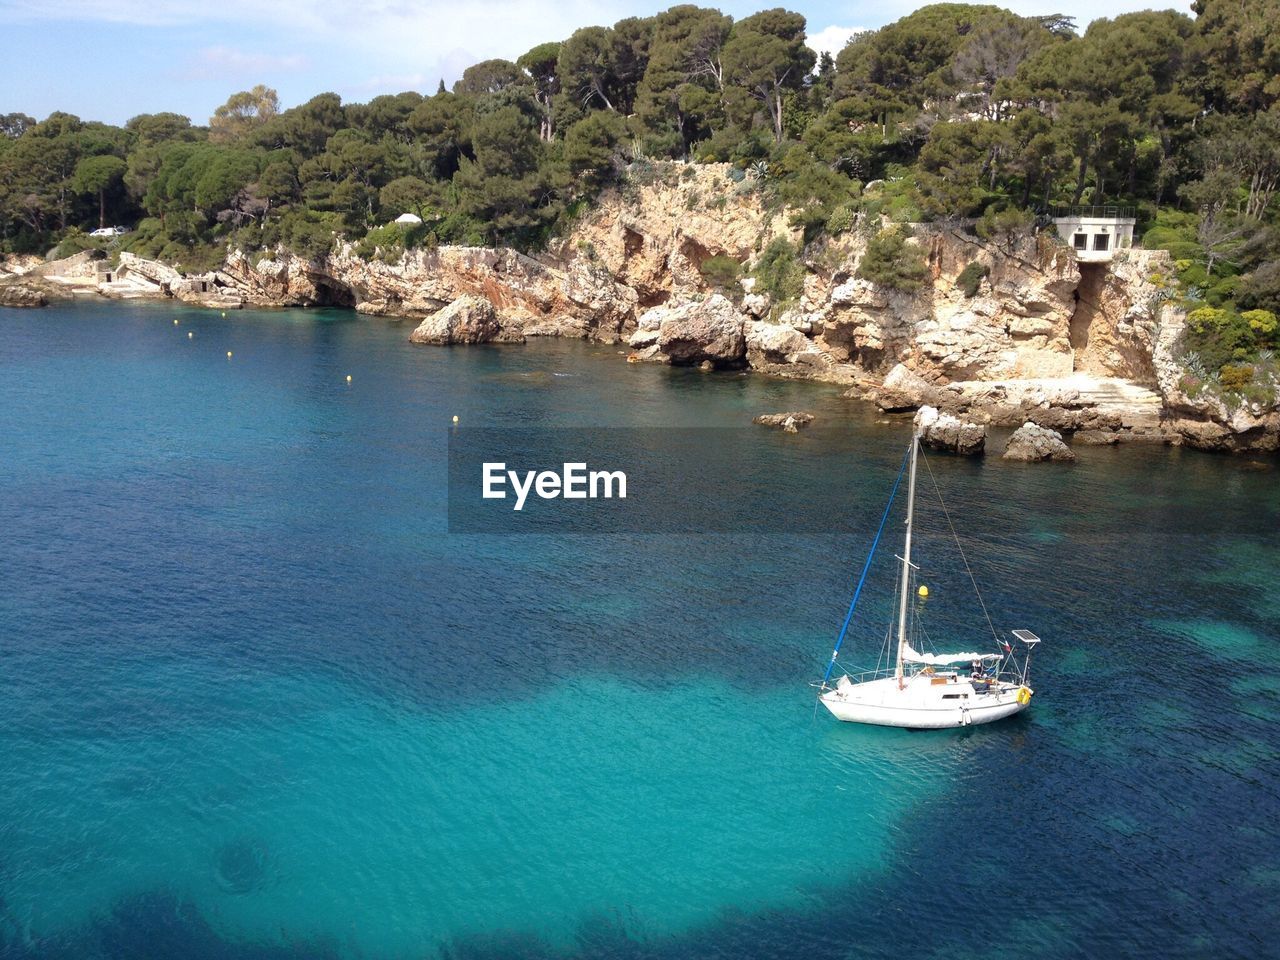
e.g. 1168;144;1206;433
1219;363;1254;394
975;206;1034;245
752;237;805;302
1185;306;1258;371
699;254;742;289
280;210;343;261
354;222;425;263
1243;309;1278;340
857;226;928;293
52;229;109;260
957;261;989;297
826;203;857;235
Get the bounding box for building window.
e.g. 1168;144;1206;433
1093;233;1110;252
1073;233;1087;250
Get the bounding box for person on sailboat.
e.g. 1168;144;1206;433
970;658;986;681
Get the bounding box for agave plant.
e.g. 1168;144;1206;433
748;160;769;181
1181;352;1208;379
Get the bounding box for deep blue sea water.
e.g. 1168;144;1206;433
1;301;1278;959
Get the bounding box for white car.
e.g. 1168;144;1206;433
89;226;129;238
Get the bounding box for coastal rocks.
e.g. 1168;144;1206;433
556;161;786;307
742;292;771;318
1161;413;1280;453
871;363;934;412
631;294;747;367
1003;422;1075;462
1152;305;1280;453
409;295;522;345
744;320;829;377
1070;250;1168;384
913;405;986;455
0;279;52;307
221;246;637;341
111;253;246;308
754;411;814;433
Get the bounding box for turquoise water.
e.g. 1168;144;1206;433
1;302;1278;959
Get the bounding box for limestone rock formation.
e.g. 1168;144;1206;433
873;363;934;412
649;294;747;367
753;411;814;433
0;280;51;307
745;320;829;377
410;295;520;345
1151;305;1280;453
913;405;986;455
1003;422;1076;462
742;292;771;318
553;162;786;308
17;157;1272;454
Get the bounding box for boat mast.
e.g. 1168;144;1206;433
895;433;920;688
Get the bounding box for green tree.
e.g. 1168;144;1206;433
455;59;529;96
209;85;279;143
563;111;628;183
379;176;433;218
721;8;815;143
635;6;731;154
1192;0;1280;112
834;4;1007;112
517;42;562;141
452;106;559;243
71;154;126;227
408;92;473;180
559;26;622;111
857;226;929;292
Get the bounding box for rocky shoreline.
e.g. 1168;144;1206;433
3;162;1276;454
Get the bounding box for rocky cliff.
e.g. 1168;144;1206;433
6;161;1274;453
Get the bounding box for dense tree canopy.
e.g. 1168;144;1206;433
1;0;1277;366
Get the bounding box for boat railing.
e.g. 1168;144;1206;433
813;666;897;690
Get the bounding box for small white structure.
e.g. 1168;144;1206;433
393;212;423;225
1052;206;1135;263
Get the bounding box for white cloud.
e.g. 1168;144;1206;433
806;24;868;60
185;45;308;79
352;72;429;93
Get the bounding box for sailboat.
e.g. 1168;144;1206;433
817;432;1039;729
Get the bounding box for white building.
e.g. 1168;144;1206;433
1052;207;1136;263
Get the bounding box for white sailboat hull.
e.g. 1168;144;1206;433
820;675;1030;729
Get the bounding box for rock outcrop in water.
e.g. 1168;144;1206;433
754;411;814;433
628;294;747;367
0;278;54;307
914;405;986;455
1003;422;1076;462
409;294;523;345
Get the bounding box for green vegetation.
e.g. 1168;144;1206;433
1;0;1278;380
957;260;989;297
698;254;742;288
751;237;805;303
857;226;928;292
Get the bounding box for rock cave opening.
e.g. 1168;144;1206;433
312;277;356;308
1069;263;1108;370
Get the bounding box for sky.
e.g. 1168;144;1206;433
0;0;1195;126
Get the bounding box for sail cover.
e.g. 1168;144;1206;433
902;644;1002;666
